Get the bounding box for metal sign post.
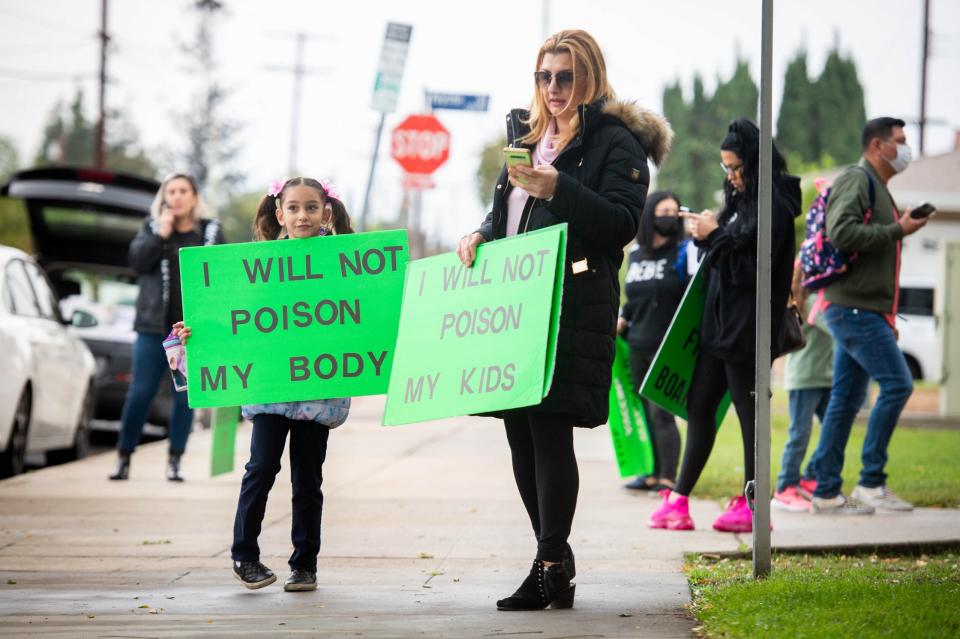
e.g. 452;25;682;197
360;22;413;231
752;0;774;579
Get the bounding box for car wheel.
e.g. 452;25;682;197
904;354;923;381
0;388;31;479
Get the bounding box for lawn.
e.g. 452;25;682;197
682;391;960;508
685;552;960;639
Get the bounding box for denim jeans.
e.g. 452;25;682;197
776;387;830;492
232;414;330;571
118;332;193;455
810;305;913;499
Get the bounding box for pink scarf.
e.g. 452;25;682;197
505;119;560;236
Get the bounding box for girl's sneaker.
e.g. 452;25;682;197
712;496;754;532
798;478;817;500
648;490;695;530
772;485;812;512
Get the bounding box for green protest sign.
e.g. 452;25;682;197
210;406;240;477
180;230;408;408
640;262;730;426
608;337;654;478
383;225;567;426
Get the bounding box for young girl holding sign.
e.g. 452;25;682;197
175;177;352;592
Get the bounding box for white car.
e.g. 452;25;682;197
0;245;97;477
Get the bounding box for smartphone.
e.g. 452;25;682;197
503;147;532;184
910;202;936;219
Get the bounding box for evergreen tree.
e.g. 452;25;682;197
475;134;507;207
776;50;817;166
814;48;866;166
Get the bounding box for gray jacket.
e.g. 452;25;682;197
129;217;224;334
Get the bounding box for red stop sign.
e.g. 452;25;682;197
391;114;450;175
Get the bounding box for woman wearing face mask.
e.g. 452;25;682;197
650;118;801;532
618;191;689;494
457;29;672;609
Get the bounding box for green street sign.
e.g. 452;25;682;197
180;230;408;408
640;262;730;427
383;225;567;426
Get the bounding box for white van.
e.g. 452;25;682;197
896;278;938;382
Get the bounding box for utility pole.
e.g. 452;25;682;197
265;32;332;176
919;0;931;156
94;0;109;169
752;0;774;580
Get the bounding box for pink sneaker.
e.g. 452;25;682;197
798;479;817;500
772;485;812;512
648;491;695;530
712;496;753;532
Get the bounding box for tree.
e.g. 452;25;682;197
34;89;158;178
475;134;507;207
776;50;817;166
0;135;19;182
176;0;243;206
814;48;865;166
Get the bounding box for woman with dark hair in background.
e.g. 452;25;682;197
108;174;224;482
648;118;801;532
618;190;689;493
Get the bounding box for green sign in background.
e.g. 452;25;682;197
608;337;654;478
640;262;730;427
209;406;240;477
180;230;408;408
383;225;567;426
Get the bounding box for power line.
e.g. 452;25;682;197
0;66;97;82
0;6;91;36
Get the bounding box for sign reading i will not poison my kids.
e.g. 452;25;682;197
179;230;408;408
383;225;567;426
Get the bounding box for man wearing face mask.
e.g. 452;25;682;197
809;117;929;515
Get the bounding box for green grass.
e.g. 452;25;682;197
683;391;960;507
685;552;960;639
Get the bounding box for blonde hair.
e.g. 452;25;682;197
522;29;616;150
149;173;213;221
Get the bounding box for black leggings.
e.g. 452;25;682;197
629;348;681;481
503;409;579;563
674;350;756;497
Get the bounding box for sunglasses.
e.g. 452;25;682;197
534;70;574;89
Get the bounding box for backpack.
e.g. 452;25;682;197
798;166;876;290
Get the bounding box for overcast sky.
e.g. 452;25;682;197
1;0;958;246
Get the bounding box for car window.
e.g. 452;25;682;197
5;260;41;318
24;261;62;322
899;287;934;317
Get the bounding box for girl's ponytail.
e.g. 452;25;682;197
327;196;355;235
253;194;282;241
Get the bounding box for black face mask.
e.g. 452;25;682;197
652;216;681;237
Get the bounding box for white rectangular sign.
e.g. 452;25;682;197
371;22;413;114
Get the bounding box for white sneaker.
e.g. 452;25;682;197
811;494;875;515
851;485;914;512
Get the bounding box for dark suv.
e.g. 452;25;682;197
1;167;175;428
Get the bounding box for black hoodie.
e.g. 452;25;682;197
697;174;802;364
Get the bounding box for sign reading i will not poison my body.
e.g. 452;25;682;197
180;230;408;408
383;225;566;426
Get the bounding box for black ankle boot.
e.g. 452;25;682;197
166;453;184;482
108;452;130;480
563;543;576;580
496;559;576;611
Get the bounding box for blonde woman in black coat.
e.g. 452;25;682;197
457;29;672;611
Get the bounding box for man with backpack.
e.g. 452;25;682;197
806;117;928;515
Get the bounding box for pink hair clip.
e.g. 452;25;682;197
267;177;288;197
319;179;340;200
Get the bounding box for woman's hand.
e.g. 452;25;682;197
509;164;559;200
616;317;627;335
456;232;485;267
681;209;719;241
157;206;175;239
172;321;191;345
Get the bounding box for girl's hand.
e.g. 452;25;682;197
509;164;559;200
681;209;719;240
456;232;485;267
173;321;192;344
617;317;627;335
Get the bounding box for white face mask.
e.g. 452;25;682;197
885;143;913;174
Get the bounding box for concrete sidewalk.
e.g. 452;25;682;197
1;396;958;638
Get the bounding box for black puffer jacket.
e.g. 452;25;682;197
476;99;673;427
698;174;802;364
129;217;224;334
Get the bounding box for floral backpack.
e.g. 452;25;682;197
798;166;875;290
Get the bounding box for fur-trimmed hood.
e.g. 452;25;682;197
599;100;673;167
